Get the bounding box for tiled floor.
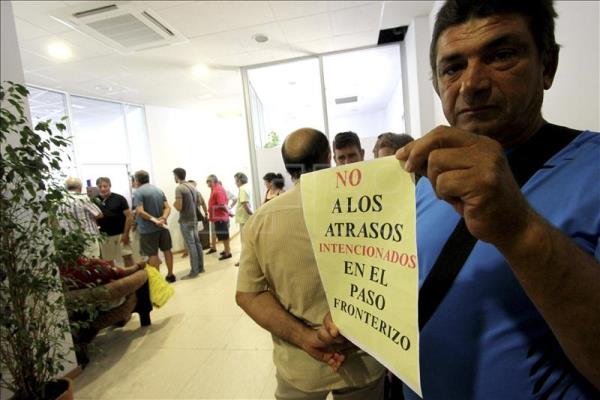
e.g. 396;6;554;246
73;236;278;400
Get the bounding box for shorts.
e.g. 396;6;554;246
100;234;133;262
140;229;172;256
214;220;230;241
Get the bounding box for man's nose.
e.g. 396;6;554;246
459;60;491;104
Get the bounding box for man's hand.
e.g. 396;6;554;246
396;125;534;247
121;233;130;245
316;312;354;372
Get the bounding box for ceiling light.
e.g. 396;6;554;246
252;34;269;43
191;64;210;78
94;85;113;92
47;42;72;60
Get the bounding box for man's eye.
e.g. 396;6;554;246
493;50;515;62
442;65;459;76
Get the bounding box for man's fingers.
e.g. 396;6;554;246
397;126;479;174
323;312;339;337
427;147;473;189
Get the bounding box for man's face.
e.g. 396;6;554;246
206;179;214;189
434;14;555;146
98;181;111;198
334;145;364;166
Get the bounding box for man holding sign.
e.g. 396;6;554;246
236;128;385;399
322;0;600;399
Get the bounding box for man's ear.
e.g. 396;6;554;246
542;45;560;90
360;148;365;160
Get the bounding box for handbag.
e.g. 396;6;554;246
145;265;174;308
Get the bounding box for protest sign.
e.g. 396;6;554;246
301;157;421;396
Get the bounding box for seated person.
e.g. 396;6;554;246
61;258;146;310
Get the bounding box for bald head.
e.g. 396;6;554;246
281;128;330;180
65;177;82;192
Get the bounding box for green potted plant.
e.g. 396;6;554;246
0;81;99;399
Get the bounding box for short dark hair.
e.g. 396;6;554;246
373;133;414;157
96;176;111;186
134;170;150;185
272;173;284;189
430;0;558;76
206;174;218;183
173;167;186;181
333;131;362;151
234;172;248;184
263;172;285;189
282;128;330;180
263;172;277;182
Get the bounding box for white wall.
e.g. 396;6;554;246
329;110;385;138
403;15;436;138
429;1;448;127
144;104;251;251
544;1;600;131
382;80;406;135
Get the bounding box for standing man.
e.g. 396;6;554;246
173;167;204;279
236;128;385;399
133;170;176;283
332;131;364;166
95;177;134;266
206;174;232;260
322;1;600;398
233;172;253;267
63;177;103;258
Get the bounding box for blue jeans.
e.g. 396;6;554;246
180;221;204;274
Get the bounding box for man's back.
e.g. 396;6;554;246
237;184;384;392
176;182;197;224
134;183;165;234
62;192;101;235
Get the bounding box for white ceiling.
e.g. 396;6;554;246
11;0;434;111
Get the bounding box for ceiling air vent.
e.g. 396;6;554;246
50;2;187;54
335;96;358;105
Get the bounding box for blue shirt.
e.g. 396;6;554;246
405;131;600;399
133;183;167;234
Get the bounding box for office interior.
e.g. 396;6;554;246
1;1;598;399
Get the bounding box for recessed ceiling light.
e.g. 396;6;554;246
47;42;72;60
191;64;210;77
94;85;113;92
253;34;269;43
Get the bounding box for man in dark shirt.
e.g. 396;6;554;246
96;177;134;266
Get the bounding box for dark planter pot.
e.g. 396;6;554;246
44;377;74;400
11;377;73;400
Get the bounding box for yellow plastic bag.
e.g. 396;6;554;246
145;265;174;308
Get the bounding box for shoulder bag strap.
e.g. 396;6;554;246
418;124;582;330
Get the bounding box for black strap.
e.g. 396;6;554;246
418;124;581;330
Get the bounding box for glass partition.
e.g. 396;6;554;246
323;45;404;160
243;44;406;198
247;57;325;202
27;86;151;206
